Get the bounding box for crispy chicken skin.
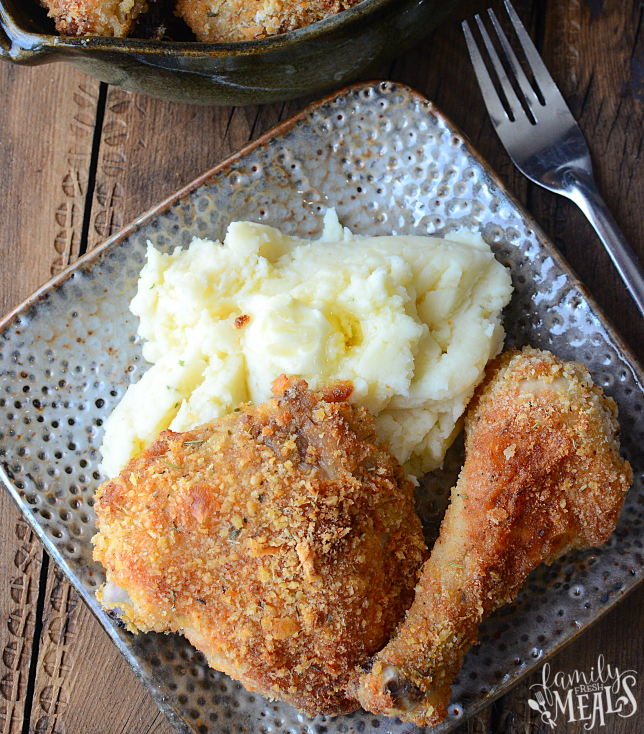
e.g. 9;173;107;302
93;376;426;716
40;0;147;36
175;0;363;42
349;347;632;726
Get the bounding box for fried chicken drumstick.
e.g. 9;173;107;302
349;347;632;726
93;376;426;716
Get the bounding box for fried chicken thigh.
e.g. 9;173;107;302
40;0;148;36
93;376;426;716
175;0;363;42
349;348;632;726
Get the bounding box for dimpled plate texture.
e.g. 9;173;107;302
1;81;644;734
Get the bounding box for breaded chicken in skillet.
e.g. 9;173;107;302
350;347;632;726
175;0;363;42
40;0;148;35
93;376;426;716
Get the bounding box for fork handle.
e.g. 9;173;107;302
566;172;644;320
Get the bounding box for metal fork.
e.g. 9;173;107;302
463;1;644;320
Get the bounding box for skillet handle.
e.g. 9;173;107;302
0;22;10;60
0;12;58;64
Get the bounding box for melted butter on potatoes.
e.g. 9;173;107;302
99;210;512;479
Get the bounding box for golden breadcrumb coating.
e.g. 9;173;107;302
39;0;147;35
349;347;632;726
175;0;363;42
93;375;426;716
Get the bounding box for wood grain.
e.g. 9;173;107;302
0;505;42;734
534;0;644;364
0;61;100;734
29;564;170;734
85;90;306;252
0;64;99;314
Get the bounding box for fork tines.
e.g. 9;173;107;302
462;0;565;127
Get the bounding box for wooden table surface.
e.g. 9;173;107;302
1;1;643;733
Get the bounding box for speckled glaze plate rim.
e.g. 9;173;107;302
1;80;643;734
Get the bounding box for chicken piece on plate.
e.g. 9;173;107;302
40;0;147;36
349;347;632;726
175;0;363;42
93;376;426;716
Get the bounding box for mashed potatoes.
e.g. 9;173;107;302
99;210;512;478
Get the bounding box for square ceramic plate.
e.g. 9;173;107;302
1;81;643;734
